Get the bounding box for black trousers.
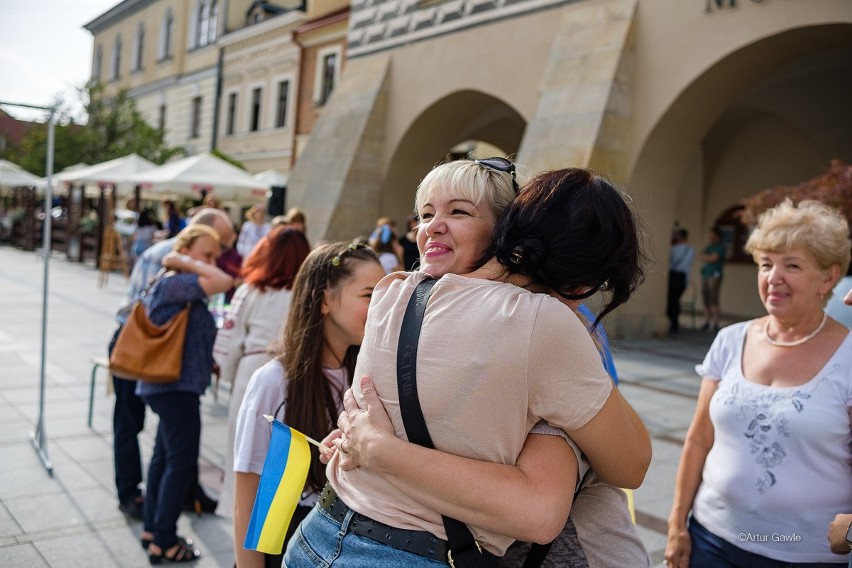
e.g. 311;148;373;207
667;271;687;332
109;327;146;504
109;326;208;507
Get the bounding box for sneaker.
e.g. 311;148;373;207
119;496;144;521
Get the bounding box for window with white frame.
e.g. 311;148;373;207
111;35;122;80
249;87;262;132
159;9;174;60
190;96;202;138
208;0;219;44
93;44;103;81
133;23;145;71
225;92;238;135
275;79;290;128
314;46;341;106
196;1;209;48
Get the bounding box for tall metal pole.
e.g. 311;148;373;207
1;99;57;476
32;108;56;476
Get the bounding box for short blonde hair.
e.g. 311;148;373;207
284;207;306;225
414;160;517;221
173;224;220;252
745;199;850;275
245;204;265;221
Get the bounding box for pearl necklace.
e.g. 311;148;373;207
763;312;827;347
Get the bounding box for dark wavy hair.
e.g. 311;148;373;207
241;226;310;292
488;168;646;326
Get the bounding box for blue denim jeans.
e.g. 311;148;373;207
284;505;448;567
143;392;200;550
689;517;846;568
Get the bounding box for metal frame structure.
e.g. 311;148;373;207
0;100;56;476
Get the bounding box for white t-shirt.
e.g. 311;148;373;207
378;251;399;274
234;359;348;506
328;271;613;555
693;321;852;563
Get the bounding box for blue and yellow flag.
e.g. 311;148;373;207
244;417;312;554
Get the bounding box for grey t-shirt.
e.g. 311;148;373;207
498;423;650;568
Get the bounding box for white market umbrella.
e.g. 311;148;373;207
125;152;267;201
0;159;42;188
253;169;288;188
49;154;157;195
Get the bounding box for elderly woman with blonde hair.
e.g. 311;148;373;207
666;199;852;568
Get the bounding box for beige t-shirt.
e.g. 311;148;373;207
327;271;613;556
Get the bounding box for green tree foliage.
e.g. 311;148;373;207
7;83;184;176
210;147;246;170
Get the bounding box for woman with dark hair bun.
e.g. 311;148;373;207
489;168;644;326
284;165;651;568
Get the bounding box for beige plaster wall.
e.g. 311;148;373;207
377;6;566;170
615;0;852;335
628;0;852;171
133;72;217;152
218;21;302;174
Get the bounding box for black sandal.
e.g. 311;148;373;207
149;537;200;564
142;535;190;550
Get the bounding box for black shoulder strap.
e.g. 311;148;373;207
396;278;438;446
396;278;496;568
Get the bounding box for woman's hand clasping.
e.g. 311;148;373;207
318;429;342;465
332;376;395;471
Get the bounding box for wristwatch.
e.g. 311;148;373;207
846;520;852;550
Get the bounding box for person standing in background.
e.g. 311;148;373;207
130;210;160;265
109;208;234;522
213;227;311;520
368;217;404;273
283;207;307;234
825;266;852;328
162;199;185;239
398;212;420;271
699;226;726;333
139;225;234;564
236;205;271;258
231;242;385;568
665;200;851;568
667;228;696;336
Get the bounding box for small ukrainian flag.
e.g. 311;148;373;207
243;416;313;554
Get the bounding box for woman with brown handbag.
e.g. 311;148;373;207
137;224;234;564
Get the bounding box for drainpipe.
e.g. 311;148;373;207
291;27;305;169
210;46;224;151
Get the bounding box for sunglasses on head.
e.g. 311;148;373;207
474;157;519;194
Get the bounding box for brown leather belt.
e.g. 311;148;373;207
318;483;450;563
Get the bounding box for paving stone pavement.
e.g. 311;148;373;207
0;245;719;567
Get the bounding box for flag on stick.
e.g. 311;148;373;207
243;416;317;554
